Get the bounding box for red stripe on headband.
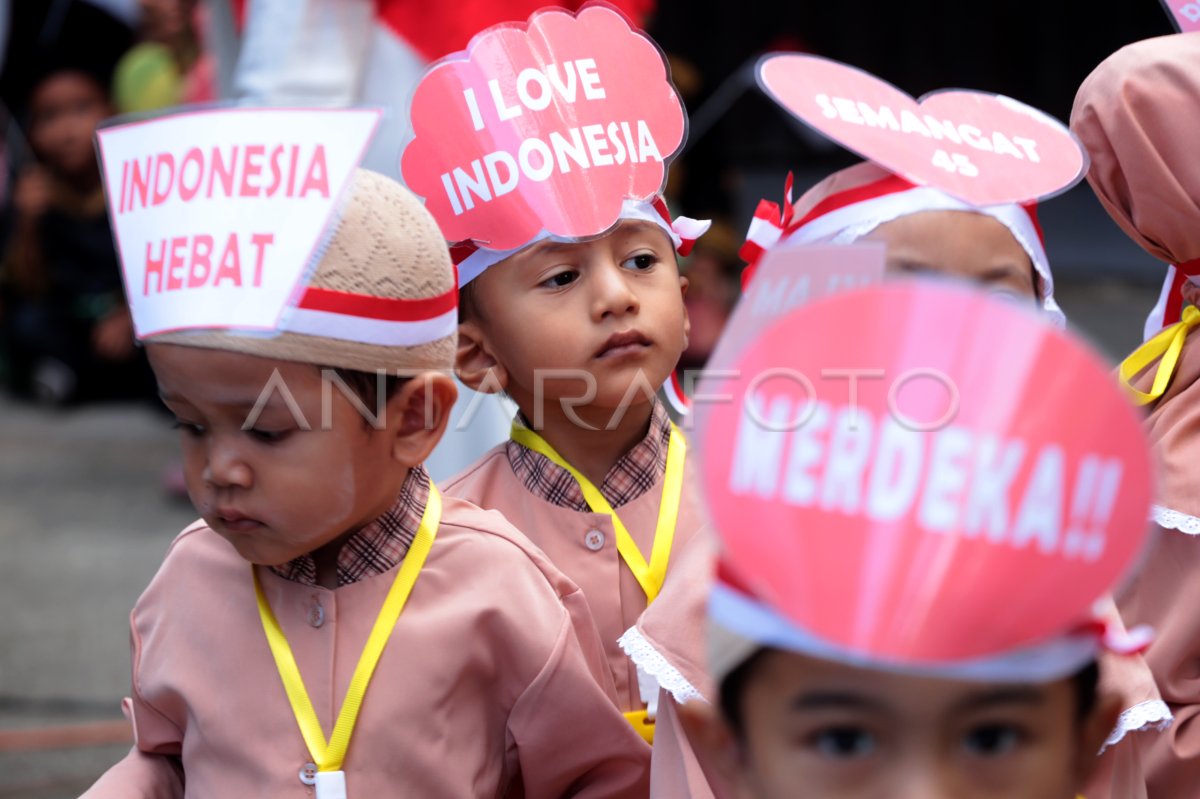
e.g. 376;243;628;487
1163;267;1188;328
1020;201;1045;246
651;196;674;226
297;286;457;322
790;172;918;231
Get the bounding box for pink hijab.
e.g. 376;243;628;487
1071;32;1200;338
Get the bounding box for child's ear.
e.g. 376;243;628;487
1074;690;1124;787
679;274;691;348
456;320;508;394
678;699;743;795
386;372;459;466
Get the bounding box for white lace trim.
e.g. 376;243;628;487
1100;699;1174;752
1153;505;1200;535
617;626;705;705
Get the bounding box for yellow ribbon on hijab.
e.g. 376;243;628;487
254;481;441;785
1120;306;1200;405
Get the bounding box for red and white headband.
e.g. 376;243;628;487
740;168;1065;327
451;197;710;287
1143;259;1200;340
281;284;458;346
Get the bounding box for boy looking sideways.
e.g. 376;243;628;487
402;5;713;741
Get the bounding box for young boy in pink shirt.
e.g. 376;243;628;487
82;108;649;797
400;5;712;743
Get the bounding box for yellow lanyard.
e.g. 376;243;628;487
510;421;686;605
254;481;441;790
1119;306;1200;406
511;421;686;744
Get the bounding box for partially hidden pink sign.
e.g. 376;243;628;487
704;242;885;376
1161;0;1200;31
758;53;1087;207
700;282;1153;664
400;4;685;250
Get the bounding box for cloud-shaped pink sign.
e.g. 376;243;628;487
400;4;685;250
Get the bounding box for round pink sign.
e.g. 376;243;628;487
701;281;1153;664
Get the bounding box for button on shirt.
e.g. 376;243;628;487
500;401;675;712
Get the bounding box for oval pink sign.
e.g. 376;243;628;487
701;281;1153;664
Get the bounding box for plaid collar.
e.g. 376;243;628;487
270;465;430;587
507;400;671;511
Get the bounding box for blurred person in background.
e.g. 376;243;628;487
111;0;215;114
0;56;152;404
677;220;741;372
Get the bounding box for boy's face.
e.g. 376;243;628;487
698;649;1115;799
460;220;689;418
29;71;110;181
147;344;414;566
865;211;1039;303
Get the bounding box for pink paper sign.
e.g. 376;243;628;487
400;4;685;250
96;108;379;338
704;242;886;377
700;282;1153;664
758;54;1087;206
1161;0;1200;31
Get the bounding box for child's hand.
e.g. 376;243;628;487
93;307;136;361
13;166;53;222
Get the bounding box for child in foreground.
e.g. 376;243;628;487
680;281;1155;799
631;157;1167;798
82;167;650;797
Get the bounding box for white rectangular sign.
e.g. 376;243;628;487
96;107;380;338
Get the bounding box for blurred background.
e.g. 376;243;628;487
0;0;1178;795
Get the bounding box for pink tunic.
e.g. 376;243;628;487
82;495;650;797
442;443;710;715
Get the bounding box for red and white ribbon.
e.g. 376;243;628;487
284;285;458;346
452;198;710;287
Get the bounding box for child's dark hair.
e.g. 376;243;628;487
717;651;1102;739
325;367;409;411
458;280;481;323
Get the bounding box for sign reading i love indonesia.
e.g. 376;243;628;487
700;282;1153;664
400;4;686;250
757;53;1087;207
96;108;380;338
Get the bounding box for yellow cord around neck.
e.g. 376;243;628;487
509;421;686;605
254;481;441;775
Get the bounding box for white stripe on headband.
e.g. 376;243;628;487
455;199;710;287
787;185;1065;328
283;306;458;346
708;582;1098;685
272;285;459;346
